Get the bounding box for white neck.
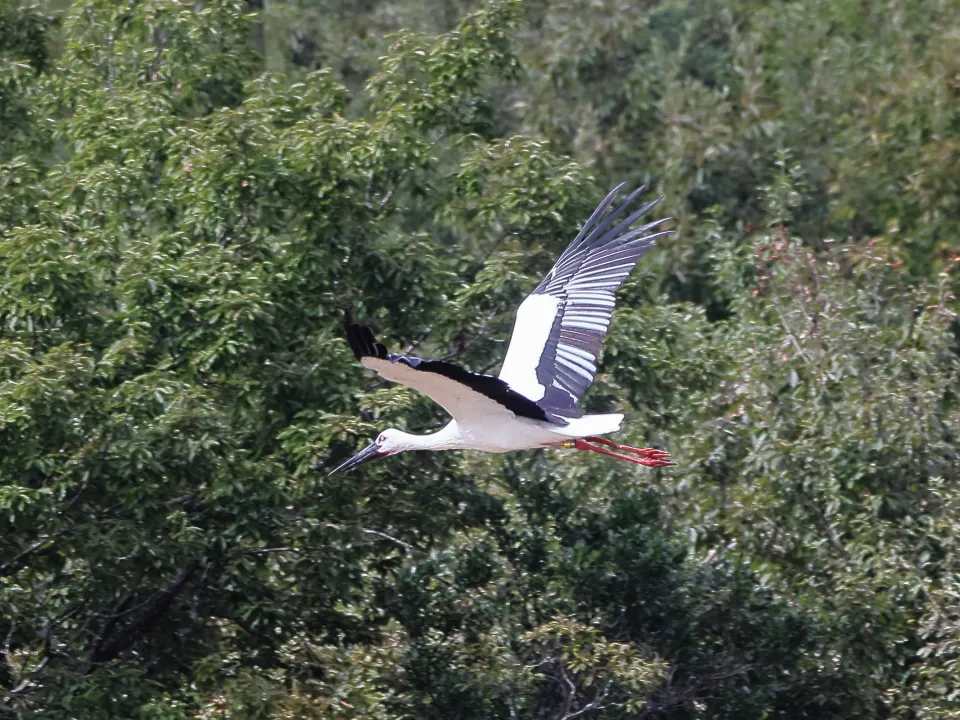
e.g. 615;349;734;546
393;421;465;452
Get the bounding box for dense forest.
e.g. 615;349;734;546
1;0;959;717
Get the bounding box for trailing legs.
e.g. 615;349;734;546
552;437;675;467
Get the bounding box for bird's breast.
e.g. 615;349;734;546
452;417;562;452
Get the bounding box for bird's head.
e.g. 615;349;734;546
327;429;405;476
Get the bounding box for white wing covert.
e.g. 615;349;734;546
498;184;669;423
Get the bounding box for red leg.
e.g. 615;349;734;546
585;436;673;461
572;439;675;467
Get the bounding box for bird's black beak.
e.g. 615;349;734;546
327;442;384;476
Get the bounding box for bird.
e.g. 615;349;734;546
327;183;675;476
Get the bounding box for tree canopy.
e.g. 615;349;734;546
1;0;959;718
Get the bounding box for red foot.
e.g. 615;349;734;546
584;437;673;461
565;437;675;467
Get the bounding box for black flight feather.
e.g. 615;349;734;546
344;318;560;424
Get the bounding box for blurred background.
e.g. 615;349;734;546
1;0;959;717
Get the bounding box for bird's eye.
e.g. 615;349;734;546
376;435;385;445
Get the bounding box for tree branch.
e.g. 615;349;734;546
80;592;135;675
0;538;54;578
557;665;576;720
82;559;201;671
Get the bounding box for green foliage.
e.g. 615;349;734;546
516;0;960;297
250;0;960;298
0;2;53;162
2;0;959;718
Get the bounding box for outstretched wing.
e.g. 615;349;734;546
344;320;553;424
498;184;669;422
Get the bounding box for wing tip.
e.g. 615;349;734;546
343;313;388;361
581;185;669;251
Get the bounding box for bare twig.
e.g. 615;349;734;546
244;547;299;555
563;677;613;720
558;665;576;720
811;495;845;553
361;528;414;552
773;303;815;367
377;167;411;214
2;610;16;678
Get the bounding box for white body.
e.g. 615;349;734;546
391;414;624;454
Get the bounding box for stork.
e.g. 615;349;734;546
328;183;675;476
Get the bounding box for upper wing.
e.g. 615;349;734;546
344;320;553;424
498;184;669;422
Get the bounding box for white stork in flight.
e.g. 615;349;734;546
328;184;675;476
